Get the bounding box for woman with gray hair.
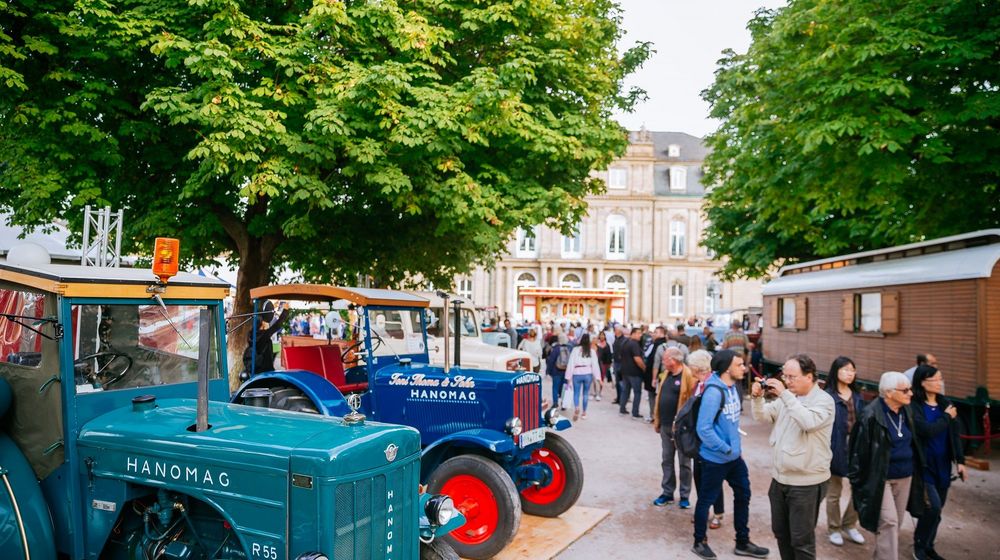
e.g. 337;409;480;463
684;350;726;529
848;371;927;560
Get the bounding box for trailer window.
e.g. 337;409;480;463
778;298;795;328
857;293;882;332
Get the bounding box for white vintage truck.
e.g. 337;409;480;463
410;291;533;372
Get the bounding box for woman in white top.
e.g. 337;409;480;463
517;328;543;373
566;333;600;421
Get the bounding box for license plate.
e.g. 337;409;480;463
519;428;547;448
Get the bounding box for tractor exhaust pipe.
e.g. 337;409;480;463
436;291;450;374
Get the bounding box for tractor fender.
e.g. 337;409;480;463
553;418;572;431
232;371;352;417
420;429;516;482
0;433;56;560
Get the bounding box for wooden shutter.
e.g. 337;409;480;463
881;291;900;334
794;296;808;330
842;294;855;332
769;299;779;328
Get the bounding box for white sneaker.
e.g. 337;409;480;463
828;532;844;546
846;528;866;544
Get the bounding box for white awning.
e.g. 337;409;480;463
762;243;1000;296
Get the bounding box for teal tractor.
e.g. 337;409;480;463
0;240;460;559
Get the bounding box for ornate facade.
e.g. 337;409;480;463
455;130;763;325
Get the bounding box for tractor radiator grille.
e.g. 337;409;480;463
333;459;418;560
513;382;541;436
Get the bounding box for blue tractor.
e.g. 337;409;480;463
0;241;460;560
233;284;584;559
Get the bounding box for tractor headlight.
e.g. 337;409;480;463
544;407;561;427
425;495;458;526
505;416;523;437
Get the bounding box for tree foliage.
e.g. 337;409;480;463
701;0;1000;279
1;0;648;373
1;0;648;283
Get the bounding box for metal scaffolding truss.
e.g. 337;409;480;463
80;206;124;267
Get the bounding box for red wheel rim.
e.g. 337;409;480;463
520;446;567;505
440;475;500;546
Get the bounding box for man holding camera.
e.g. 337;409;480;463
751;355;835;560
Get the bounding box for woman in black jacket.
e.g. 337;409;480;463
910;365;966;560
848;371;926;560
824;356;866;547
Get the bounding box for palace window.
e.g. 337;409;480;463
670;166;687;192
516;227;538;257
670;283;685;316
606;274;627;291
457;278;473;300
670;220;686;257
560;273;583;289
608;168;628;190
606;215;626;259
515;272;537;289
561;227;582;258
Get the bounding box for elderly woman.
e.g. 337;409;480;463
685;350;726;530
848;371;926;560
911;365;966;560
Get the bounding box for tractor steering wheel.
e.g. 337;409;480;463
74;352;133;388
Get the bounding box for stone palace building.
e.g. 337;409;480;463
453;129;763;325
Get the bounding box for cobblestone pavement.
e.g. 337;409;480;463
551;388;999;560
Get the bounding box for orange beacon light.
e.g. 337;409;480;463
152;238;180;283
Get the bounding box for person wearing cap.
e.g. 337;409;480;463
751;354;835;560
691;350;769;560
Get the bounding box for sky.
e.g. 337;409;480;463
612;0;786;138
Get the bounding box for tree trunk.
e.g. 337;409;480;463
216;198;283;392
227;245;272;392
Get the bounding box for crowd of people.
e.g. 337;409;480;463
510;315;967;560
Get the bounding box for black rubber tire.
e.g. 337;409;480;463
518;432;584;518
427;455;521;560
419;538;461;560
268;386;320;414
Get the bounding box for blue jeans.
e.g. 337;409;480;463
619;375;643;416
550;371;566;406
694;456;751;545
914;482;949;552
572;376;593;411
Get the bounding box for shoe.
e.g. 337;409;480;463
595;395;602;401
652;494;673;507
573;410;580;421
925;549;946;560
632;413;642;418
612;399;619;404
846;528;865;544
913;550;929;560
734;541;769;558
581;412;587;419
691;541;717;560
829;532;844;546
709;515;722;530
644;415;654;423
619;410;628;415
679;499;691;509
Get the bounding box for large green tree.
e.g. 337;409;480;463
701;0;999;279
0;0;649;373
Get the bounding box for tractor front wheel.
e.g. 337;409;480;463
427;455;521;560
518;432;584;517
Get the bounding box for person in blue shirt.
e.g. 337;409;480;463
691;350;769;560
910;366;966;560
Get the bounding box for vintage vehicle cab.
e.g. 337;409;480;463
408;291;532;372
234;284;584;560
0;241;459;560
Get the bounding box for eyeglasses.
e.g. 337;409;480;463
782;374;802;382
895;387;913;394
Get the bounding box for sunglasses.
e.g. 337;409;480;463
895;387;913;394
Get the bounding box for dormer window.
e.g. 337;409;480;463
668;144;680;157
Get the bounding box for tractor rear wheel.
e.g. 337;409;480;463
268;386;320;414
518;432;583;517
427;455;520;560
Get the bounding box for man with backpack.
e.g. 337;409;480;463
545;332;571;410
691;350;769;560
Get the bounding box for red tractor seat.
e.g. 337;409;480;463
282;345;368;393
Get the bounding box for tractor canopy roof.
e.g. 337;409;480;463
250;284;429;308
0;260;230;299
